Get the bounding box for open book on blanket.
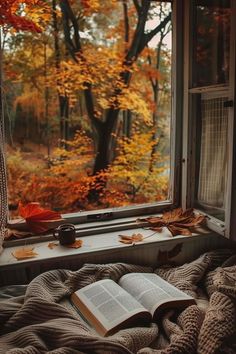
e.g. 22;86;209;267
70;273;196;336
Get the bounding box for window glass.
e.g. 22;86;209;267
192;0;230;87
3;1;173;219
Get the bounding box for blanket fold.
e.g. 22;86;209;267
0;249;236;354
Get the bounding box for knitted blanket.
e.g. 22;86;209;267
0;249;236;354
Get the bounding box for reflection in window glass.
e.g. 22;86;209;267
195;97;228;220
193;0;230;87
3;1;172;218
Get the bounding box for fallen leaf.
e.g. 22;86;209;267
4;229;33;240
138;208;206;237
119;233;144;244
65;239;83;249
48;242;58;249
12;247;38;261
18;202;63;234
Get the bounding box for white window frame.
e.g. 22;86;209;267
182;0;236;239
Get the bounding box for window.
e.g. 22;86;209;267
3;0;236;245
3;0;179;228
183;0;235;237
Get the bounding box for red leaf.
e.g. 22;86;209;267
18;202;63;234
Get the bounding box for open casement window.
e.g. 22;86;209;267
182;0;236;238
3;0;183;241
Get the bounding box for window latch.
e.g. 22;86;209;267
87;212;113;221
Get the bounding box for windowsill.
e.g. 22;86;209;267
0;225;215;271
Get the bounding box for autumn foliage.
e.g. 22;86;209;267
0;0;50;32
3;0;172;216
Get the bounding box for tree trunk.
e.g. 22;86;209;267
52;0;70;149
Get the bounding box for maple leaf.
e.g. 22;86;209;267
12;247;38;260
119;233;144;244
138;208;206;237
65;240;83;249
18;202;63;234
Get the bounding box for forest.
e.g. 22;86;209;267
1;0;172;217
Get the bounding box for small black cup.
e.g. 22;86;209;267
53;224;76;245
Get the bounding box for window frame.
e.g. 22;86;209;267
182;0;236;239
5;0;183;242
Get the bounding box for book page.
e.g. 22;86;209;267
72;279;150;334
119;273;194;316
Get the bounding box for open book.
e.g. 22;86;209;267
71;273;195;336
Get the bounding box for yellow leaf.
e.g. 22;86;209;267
12;247;38;261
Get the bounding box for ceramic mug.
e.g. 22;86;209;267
53;224;76;245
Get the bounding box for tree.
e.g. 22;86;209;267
58;0;171;200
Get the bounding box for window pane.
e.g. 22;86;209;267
192;0;231;87
195;96;228;220
4;1;173;219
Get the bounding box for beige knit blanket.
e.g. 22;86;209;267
0;249;236;354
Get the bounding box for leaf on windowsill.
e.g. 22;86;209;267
138;208;206;237
12;247;38;261
18;202;64;234
47;242;59;249
4;228;34;240
119;233;144;244
65;239;83;249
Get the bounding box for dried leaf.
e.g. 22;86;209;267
12;247;38;261
47;242;58;249
138;208;206;237
132;233;144;242
5;228;33;240
119;233;144;244
18;202;63;234
65;239;83;249
119;239;133;244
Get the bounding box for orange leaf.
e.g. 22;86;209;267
132;233;144;242
119;233;144;244
12;247;38;261
65;239;83;249
47;242;58;249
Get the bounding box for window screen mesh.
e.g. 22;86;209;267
197;97;228;209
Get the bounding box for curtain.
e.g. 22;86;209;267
197;97;228;209
0;31;8;253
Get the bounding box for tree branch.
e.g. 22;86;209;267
132;0;141;14
139;12;171;53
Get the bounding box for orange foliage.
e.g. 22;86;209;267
0;0;50;32
7;125;169;215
